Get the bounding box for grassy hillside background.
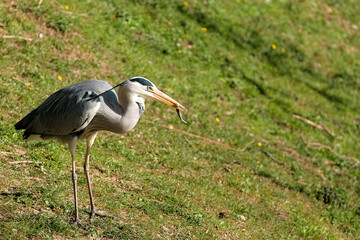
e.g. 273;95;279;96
0;0;359;239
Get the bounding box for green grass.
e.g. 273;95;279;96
1;0;359;239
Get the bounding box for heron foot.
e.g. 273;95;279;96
84;209;113;219
91;210;113;219
74;218;82;226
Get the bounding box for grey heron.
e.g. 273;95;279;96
14;77;185;223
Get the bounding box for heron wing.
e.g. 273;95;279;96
21;80;113;137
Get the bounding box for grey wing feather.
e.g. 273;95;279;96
19;80;112;137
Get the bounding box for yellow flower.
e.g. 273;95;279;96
201;27;207;32
29;87;34;91
216;117;220;123
184;1;188;7
258;142;262;147
168;124;174;130
111;15;116;20
73;6;76;11
178;50;182;54
281;48;286;53
65;5;69;10
57;75;62;81
272;44;276;50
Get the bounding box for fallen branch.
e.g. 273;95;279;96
263;150;284;166
0;152;11;157
61;11;89;17
301;135;360;168
9;160;43;164
171;127;235;150
239;139;255;152
2;35;33;41
283;147;300;158
8;160;48;173
183;137;195;149
293;114;334;137
40;166;47;174
175;68;208;74
143;119;254;152
171;128;255;152
12;77;34;86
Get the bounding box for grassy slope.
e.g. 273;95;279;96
0;0;359;239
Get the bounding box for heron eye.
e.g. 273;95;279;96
147;86;153;91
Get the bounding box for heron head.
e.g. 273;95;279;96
125;77;185;111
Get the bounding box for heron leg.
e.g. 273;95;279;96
84;133;97;219
69;136;80;224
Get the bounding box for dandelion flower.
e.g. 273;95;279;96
216;117;220;123
65;5;69;10
168;124;174;130
58;75;62;81
258;142;262;147
29;87;34;91
201;27;207;32
184;1;188;7
73;6;76;11
281;48;286;53
178;50;182;54
272;44;276;50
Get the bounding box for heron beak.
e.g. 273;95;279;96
150;89;185;111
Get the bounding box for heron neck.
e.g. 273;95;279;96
117;92;142;133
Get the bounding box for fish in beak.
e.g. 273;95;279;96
150;88;187;124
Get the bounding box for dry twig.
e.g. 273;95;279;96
263;150;284;166
40;166;47;174
61;11;89;17
12;77;34;86
2;35;33;41
9;160;43;164
8;161;47;174
293;114;334;137
143;119;254;152
0;152;11;157
183;137;195;149
171;127;235;150
301;135;360;168
239;139;255;152
283;147;300;158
